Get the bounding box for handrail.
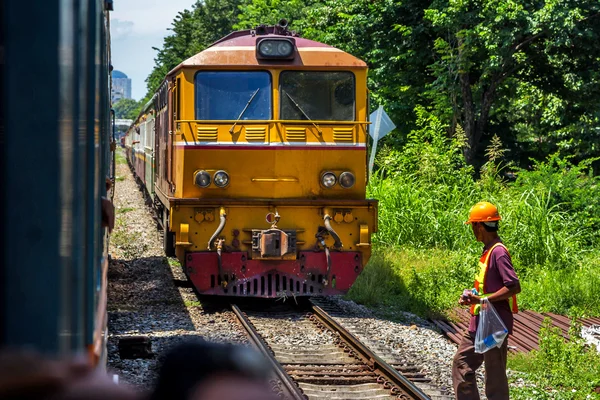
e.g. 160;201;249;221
177;119;371;125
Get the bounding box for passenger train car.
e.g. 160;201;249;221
125;21;377;298
2;0;114;365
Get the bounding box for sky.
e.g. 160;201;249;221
110;0;195;100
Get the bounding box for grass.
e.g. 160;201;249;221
347;248;472;318
111;216;148;259
508;320;600;399
117;207;135;214
348;246;600;319
168;258;181;267
183;300;201;308
115;151;127;166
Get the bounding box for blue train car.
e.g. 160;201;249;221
1;0;114;365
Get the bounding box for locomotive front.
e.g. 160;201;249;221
152;23;377;297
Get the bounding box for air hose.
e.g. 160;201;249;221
208;207;227;250
323;213;342;249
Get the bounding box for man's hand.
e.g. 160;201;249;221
465;292;481;305
459;292;481;306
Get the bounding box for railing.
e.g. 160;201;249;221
174;119;371;145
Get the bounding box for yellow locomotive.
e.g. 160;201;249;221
125;21;377;297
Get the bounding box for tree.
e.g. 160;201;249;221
145;8;200;100
145;0;246;100
144;0;600;170
294;0;600;168
113;98;142;120
234;0;319;30
297;0;436;139
423;0;600;164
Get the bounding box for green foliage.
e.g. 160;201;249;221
355;108;600;317
369;107;477;250
508;319;600;399
145;0;245;99
115;152;127;166
501;189;588;271
287;0;600;167
518;255;600;316
183;300;202;307
350;246;600;318
347;248;473;317
146;0;600;168
113;98;143;120
513;154;600;242
423;0;600;164
234;0;318;30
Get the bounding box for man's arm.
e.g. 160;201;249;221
465;282;520;304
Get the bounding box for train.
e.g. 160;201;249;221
125;20;377;298
2;0;115;365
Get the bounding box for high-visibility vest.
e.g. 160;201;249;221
469;242;518;316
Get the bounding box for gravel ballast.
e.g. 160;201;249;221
107;154;247;388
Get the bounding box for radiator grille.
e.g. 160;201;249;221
244;127;267;141
210;273;319;296
196;126;218;141
286;127;306;141
333;127;354;142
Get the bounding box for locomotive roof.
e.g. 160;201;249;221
168;31;367;75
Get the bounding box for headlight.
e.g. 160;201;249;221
213;170;230;188
256;38;295;59
339;172;355;189
321;172;337;188
194;170;211;188
259;41;274;56
277;41;293;56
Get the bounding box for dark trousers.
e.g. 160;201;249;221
452;330;509;400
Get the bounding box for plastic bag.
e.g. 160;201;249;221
474;298;508;354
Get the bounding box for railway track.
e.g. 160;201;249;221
232;299;436;400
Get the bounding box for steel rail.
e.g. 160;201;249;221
231;304;306;400
310;303;431;400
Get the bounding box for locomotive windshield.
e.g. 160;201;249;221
195;71;272;120
280;71;355;121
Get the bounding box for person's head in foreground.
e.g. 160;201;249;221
0;349;138;400
150;340;277;400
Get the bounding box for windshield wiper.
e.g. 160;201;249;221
283;91;322;135
229;88;260;134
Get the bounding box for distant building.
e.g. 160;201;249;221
112;70;132;103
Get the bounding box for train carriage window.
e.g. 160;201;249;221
194;71;272;120
280;71;355;121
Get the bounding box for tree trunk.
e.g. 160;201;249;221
460;72;476;163
460;73;500;166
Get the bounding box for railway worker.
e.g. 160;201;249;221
151;340;277;400
452;201;521;400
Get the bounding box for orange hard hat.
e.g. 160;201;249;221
465;201;501;224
